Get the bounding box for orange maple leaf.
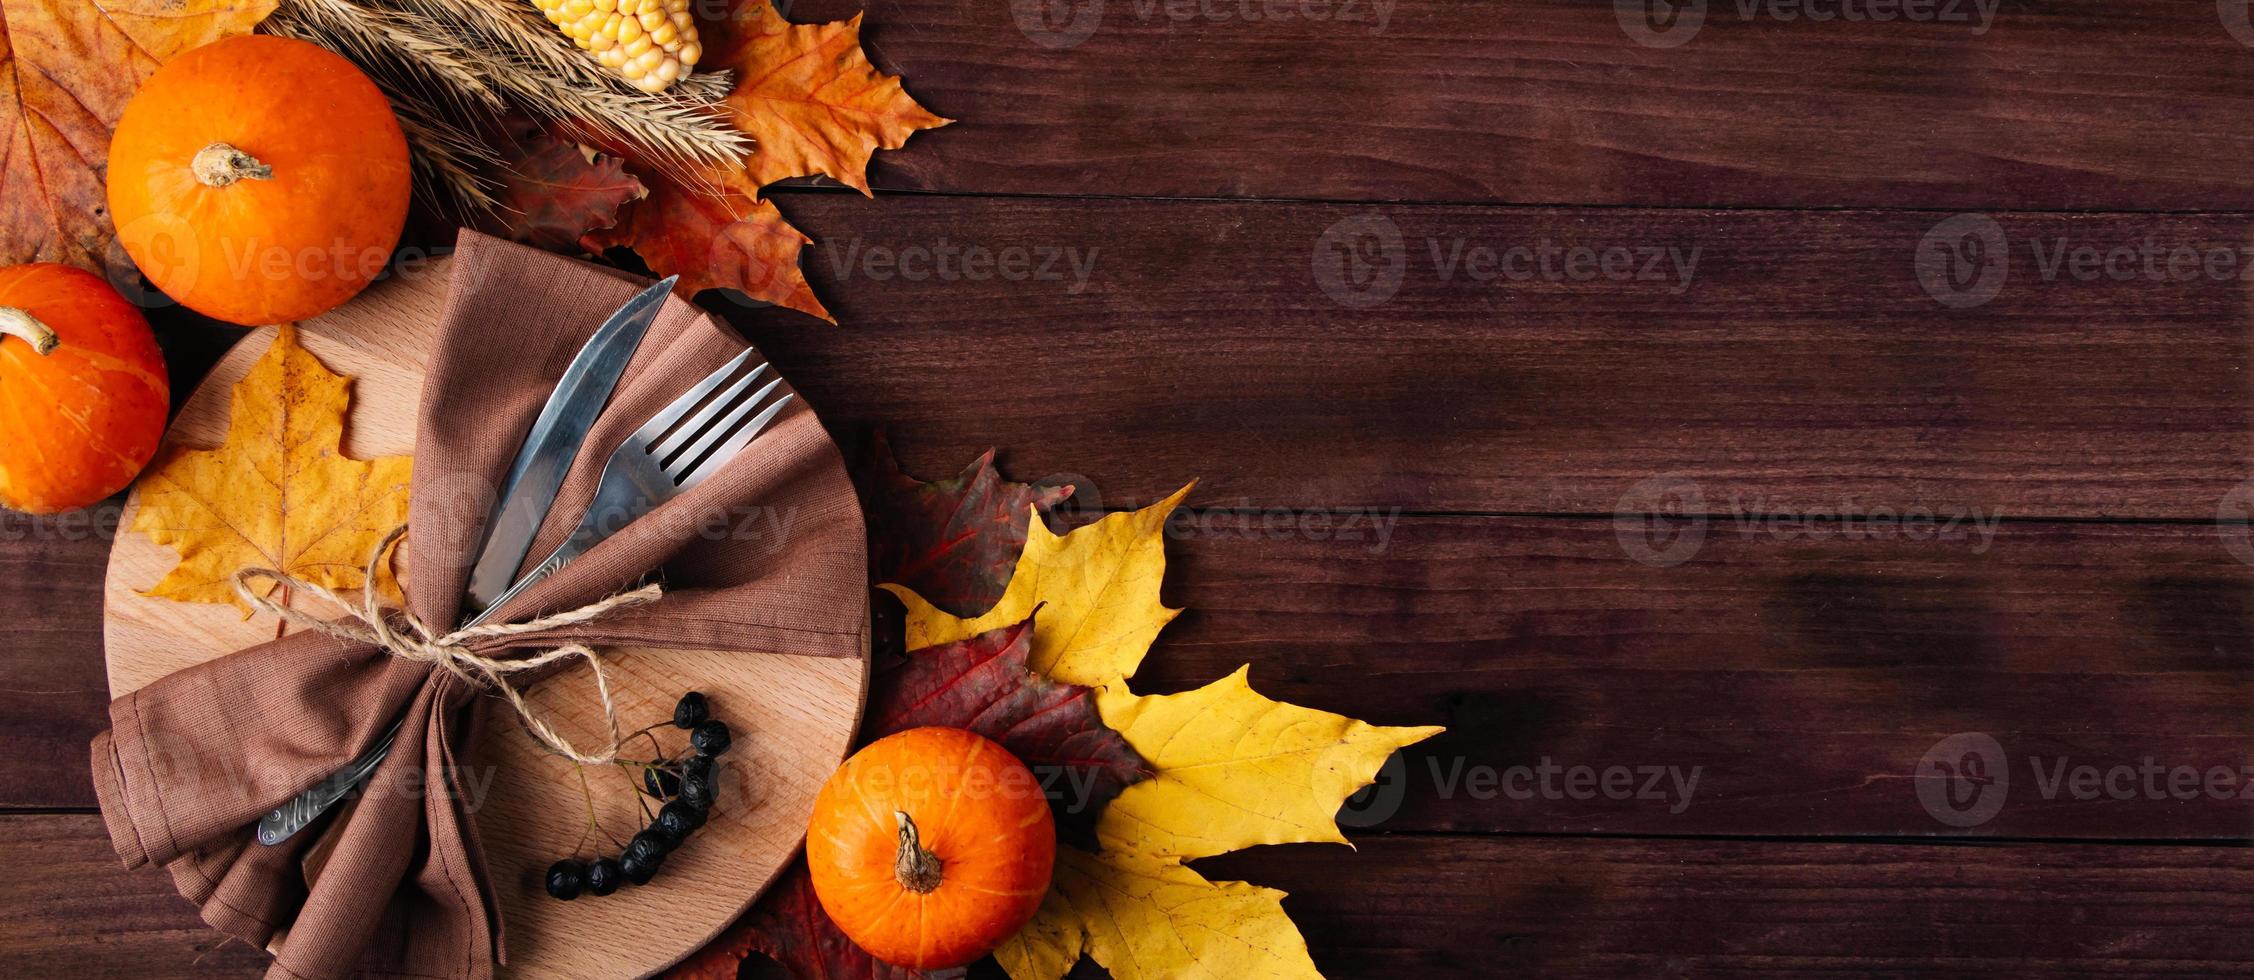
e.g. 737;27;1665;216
0;0;276;275
705;0;950;195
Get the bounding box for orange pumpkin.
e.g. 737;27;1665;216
0;265;170;514
106;35;410;326
807;727;1056;969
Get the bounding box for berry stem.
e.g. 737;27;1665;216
572;766;599;857
615;762;656;821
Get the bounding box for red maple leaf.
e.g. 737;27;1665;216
867;618;1149;840
483;125;647;252
862;434;1073;618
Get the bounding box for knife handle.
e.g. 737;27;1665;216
255;720;400;846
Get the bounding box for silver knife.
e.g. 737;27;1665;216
464;275;677;615
255;275;676;847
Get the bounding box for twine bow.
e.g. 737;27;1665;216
232;525;662;765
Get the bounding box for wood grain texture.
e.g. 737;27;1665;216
1133;513;2254;838
735;195;2254;519
0;521;118;809
17;812;2254;979
23;504;2254;838
1195;833;2254;977
0;814;269;977
779;0;2254;210
97;266;869;979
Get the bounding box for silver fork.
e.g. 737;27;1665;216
256;349;793;846
475;348;792;617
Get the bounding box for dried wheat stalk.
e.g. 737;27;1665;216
394;101;505;215
263;0;748;215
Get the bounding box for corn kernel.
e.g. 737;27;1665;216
534;0;698;92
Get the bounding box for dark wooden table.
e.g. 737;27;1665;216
12;0;2254;975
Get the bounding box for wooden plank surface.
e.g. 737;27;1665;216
737;195;2254;519
783;0;2254;210
21;505;2254;838
53;197;2254;522
1200;833;2254;977
0;814;271;977
0;514;121;810
1139;513;2254;838
18;812;2254;979
15;12;2254;962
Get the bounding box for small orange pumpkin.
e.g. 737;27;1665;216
807;727;1056;970
0;264;170;514
106;35;410;326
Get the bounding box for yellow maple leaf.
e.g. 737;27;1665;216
703;0;951;194
133;324;412;612
880;483;1190;688
1093;667;1445;859
1;0;276;275
993;888;1083;980
1000;847;1322;980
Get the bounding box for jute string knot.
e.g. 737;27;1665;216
232;525;662;765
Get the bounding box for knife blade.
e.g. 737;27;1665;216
462;275;675;614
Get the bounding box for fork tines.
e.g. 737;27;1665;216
635;349;796;490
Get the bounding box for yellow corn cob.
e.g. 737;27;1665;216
528;0;701;94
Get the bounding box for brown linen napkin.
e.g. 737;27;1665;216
89;231;869;980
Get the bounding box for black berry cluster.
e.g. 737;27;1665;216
544;691;735;900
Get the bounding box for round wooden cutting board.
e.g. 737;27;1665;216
102;258;868;979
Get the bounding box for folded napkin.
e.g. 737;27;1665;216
90;231;868;980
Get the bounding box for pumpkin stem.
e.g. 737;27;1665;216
892;810;944;894
0;307;57;356
191;142;274;188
